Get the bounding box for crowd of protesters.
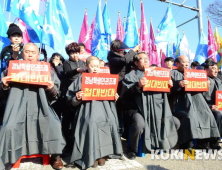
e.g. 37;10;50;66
0;23;222;170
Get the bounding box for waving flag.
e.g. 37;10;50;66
179;34;190;61
173;32;181;59
78;9;91;52
124;0;139;48
149;20;159;65
208;19;217;62
17;19;31;44
103;0;112;48
56;0;74;45
5;0;44;42
116;12;125;41
123;17;126;32
193;31;208;64
160;49;167;68
0;1;10;50
42;0;66;54
155;2;177;44
214;27;222;67
140;1;149;53
91;0;108;62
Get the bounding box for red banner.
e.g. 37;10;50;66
143;67;171;92
100;67;110;73
184;69;208;92
81;73;119;100
7;60;51;86
216;91;222;110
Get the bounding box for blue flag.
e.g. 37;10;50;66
42;0;66;54
193;31;208;64
124;0;139;48
155;2;177;44
56;0;71;36
5;0;43;42
102;1;112;55
91;0;108;62
0;1;10;50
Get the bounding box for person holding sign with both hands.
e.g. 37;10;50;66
0;43;65;170
66;56;122;169
170;55;220;152
121;52;179;160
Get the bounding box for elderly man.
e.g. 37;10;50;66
121;52;178;160
202;61;222;149
0;43;65;170
170;55;220;151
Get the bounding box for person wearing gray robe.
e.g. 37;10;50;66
0;43;65;170
121;53;178;159
66;56;123;169
170;55;220;150
202;61;222;149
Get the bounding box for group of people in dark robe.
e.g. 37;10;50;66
0;23;222;170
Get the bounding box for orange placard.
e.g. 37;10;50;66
143;67;171;92
7;60;51;86
216;91;222;110
100;67;110;73
184;69;208;92
81;73;119;100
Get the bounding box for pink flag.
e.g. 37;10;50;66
140;1;149;53
87;16;96;52
78;10;91;53
149;20;159;65
116;13;125;41
17;19;30;44
160;49;166;68
208;19;218;62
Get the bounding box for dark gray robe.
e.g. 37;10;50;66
121;69;178;151
0;70;65;170
170;69;220;144
66;75;122;169
203;77;222;106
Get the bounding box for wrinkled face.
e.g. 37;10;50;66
86;59;100;73
176;57;189;72
79;46;85;53
69;52;79;62
22;44;39;61
206;65;218;78
165;61;174;69
9;33;23;44
134;54;150;71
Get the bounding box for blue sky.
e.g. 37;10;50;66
0;0;218;58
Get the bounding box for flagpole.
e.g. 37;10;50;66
3;0;6;13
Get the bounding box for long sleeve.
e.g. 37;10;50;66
108;50;136;67
63;61;78;77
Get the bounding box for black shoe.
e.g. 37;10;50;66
127;152;136;160
210;143;221;150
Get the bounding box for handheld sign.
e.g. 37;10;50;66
143;67;171;92
100;67;110;73
81;73;119;101
7;60;51;86
216;91;222;110
184;69;208;92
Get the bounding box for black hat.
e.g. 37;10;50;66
7;23;23;38
117;42;130;51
